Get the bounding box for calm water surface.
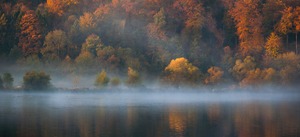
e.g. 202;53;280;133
0;91;300;137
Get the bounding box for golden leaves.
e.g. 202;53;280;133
164;57;200;85
265;33;283;58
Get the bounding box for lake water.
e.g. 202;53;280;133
0;91;300;137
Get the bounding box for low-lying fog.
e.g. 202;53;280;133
1;90;300;108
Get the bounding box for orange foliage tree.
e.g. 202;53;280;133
240;68;277;87
46;0;79;16
231;56;256;81
229;0;264;57
79;12;97;33
205;66;224;85
276;6;300;54
18;10;43;57
173;0;205;29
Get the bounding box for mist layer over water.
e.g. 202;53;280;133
1;90;300;108
0;90;300;137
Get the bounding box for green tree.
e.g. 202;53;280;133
2;73;13;89
23;71;51;90
95;70;110;87
163;57;200;86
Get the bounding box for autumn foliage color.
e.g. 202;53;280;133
19;10;43;57
164;57;200;86
1;0;300;88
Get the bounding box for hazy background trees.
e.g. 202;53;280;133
1;0;300;88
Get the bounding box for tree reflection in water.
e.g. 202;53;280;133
0;98;300;137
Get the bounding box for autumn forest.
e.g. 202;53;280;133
1;0;300;89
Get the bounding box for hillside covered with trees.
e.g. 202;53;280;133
1;0;300;88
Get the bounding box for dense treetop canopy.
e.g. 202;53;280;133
1;0;300;86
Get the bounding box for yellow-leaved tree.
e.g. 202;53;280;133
265;32;283;58
163;57;200;86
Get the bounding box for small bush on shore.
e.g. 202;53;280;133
111;77;120;87
23;71;51;90
2;73;13;89
95;70;109;88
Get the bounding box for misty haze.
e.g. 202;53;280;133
1;0;300;137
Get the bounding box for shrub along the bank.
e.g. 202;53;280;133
2;73;13;89
95;70;109;88
23;71;51;90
